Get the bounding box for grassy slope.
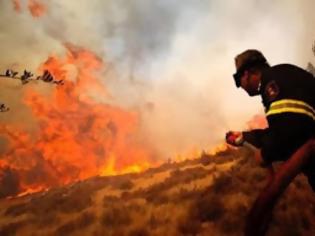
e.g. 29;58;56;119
0;147;315;236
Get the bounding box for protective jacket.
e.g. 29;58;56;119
243;64;315;189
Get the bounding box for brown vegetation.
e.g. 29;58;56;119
55;211;96;235
1;147;315;235
101;206;132;228
0;220;28;236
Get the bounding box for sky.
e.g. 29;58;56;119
0;0;315;156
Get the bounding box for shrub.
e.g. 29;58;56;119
129;166;209;204
5;203;28;217
125;202;145;214
55;211;96;235
146;192;169;205
101;206;132;228
118;180;134;190
33;212;60;228
199;152;212;166
219;214;244;234
148;214;159;230
211;173;233;194
54;190;92;214
128;226;150;236
171;187;202;203
177;216;200;236
103;195;120;206
11;187;93;218
55;221;76;235
0;220;27;236
170;167;209;184
190;191;225;222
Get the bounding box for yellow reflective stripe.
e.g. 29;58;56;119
266;107;315;120
270;104;315;115
266;99;315;121
269;99;315;114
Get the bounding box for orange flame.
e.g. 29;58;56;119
11;0;46;17
208;143;229;156
247;114;268;130
28;0;46;17
12;0;22;13
0;44;159;197
172;143;229;162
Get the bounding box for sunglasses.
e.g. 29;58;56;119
233;58;267;88
233;70;244;88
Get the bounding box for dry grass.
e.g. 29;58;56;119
101;205;132;228
177;214;201;235
55;211;96;235
5;186;93;218
0;220;28;236
128;226;150;236
1;147;315;235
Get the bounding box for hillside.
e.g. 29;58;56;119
0;146;315;236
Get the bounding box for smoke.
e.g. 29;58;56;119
1;0;315;158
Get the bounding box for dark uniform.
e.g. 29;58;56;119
242;63;315;190
229;49;315;236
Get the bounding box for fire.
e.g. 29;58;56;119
16;186;47;198
208;143;229;156
173;147;202;162
0;44;159;197
172;143;229;162
12;0;21;13
11;0;46;17
247;114;268;130
28;0;46;18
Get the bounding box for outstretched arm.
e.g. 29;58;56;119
242;129;268;148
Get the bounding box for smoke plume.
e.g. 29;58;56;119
0;0;315;195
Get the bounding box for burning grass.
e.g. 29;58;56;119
5;187;92;217
0;44;158;199
1;147;315;235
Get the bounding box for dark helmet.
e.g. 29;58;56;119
233;49;268;87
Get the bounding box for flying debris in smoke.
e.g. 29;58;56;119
20;70;33;84
0;68;64;112
0;104;9;112
5;69;18;78
0;69;64;85
38;70;64;85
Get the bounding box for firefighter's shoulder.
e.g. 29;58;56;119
266;64;313;82
260;65;283;104
261;64;313;103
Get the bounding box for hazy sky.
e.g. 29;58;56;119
0;0;315;156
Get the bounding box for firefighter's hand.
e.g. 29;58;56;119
225;131;244;147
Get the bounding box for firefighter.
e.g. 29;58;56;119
226;49;315;236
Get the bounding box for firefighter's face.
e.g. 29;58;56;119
240;70;261;96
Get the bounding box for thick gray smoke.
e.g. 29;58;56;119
0;0;315;157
